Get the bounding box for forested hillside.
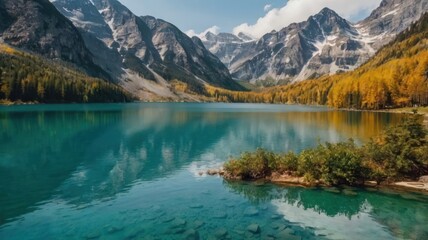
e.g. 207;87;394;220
0;44;133;104
206;13;428;110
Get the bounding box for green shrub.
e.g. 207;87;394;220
364;114;428;182
223;114;428;186
224;148;278;180
297;146;325;183
320;141;367;186
276;152;299;173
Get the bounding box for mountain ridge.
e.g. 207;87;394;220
51;0;243;100
204;12;428;110
202;0;428;85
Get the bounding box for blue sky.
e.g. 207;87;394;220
120;0;381;38
121;0;283;32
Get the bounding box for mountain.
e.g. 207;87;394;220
202;8;374;83
206;12;428;110
51;0;242;100
202;32;255;69
141;16;242;91
0;0;108;79
202;0;428;84
358;0;428;48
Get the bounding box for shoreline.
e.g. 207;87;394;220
206;170;428;194
265;174;428;193
268;174;428;193
260;175;428;194
338;107;428;125
2;99;428;123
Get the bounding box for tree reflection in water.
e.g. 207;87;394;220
223;180;428;239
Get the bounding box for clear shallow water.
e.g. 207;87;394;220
0;103;426;240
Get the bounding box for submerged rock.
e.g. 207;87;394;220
264;237;276;240
106;225;124;234
233;229;245;236
214;228;228;238
172;228;186;234
193;220;205;229
125;227;146;239
247;224;261;234
244;207;259;216
171;218;187;228
213;212;228;219
343;189;358;196
161;216;175;223
277;228;299;239
270;223;286;231
324;187;341;194
184;229;200;240
189;204;204;209
225;203;236;208
85;231;101;239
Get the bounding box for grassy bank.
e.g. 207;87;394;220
223;114;428;187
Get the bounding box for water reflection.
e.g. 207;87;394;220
224;181;428;239
0;103;403;226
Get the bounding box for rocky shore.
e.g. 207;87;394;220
204;169;428;193
392;176;428;192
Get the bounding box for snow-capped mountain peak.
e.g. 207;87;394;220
201;0;428;84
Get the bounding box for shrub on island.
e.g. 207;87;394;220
224;114;428;186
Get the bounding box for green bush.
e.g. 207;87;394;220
297;146;325;183
223;114;428;186
364;114;428;182
320;141;367;186
224;148;278;180
276;152;299;173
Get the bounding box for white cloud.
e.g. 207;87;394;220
233;0;382;38
264;4;272;12
185;29;198;37
185;25;221;39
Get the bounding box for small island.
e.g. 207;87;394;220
218;113;428;192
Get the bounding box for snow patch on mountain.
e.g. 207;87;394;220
381;9;399;18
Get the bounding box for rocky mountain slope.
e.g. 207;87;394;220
0;0;109;80
202;32;255;69
51;0;242;100
358;0;428;48
141;16;241;91
202;0;428;84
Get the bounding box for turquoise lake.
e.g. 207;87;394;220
0;103;427;240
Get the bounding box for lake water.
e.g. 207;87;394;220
0;103;427;240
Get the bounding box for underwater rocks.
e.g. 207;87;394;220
214;228;228;238
183;229;200;240
244;207;259;217
246;224;261;234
